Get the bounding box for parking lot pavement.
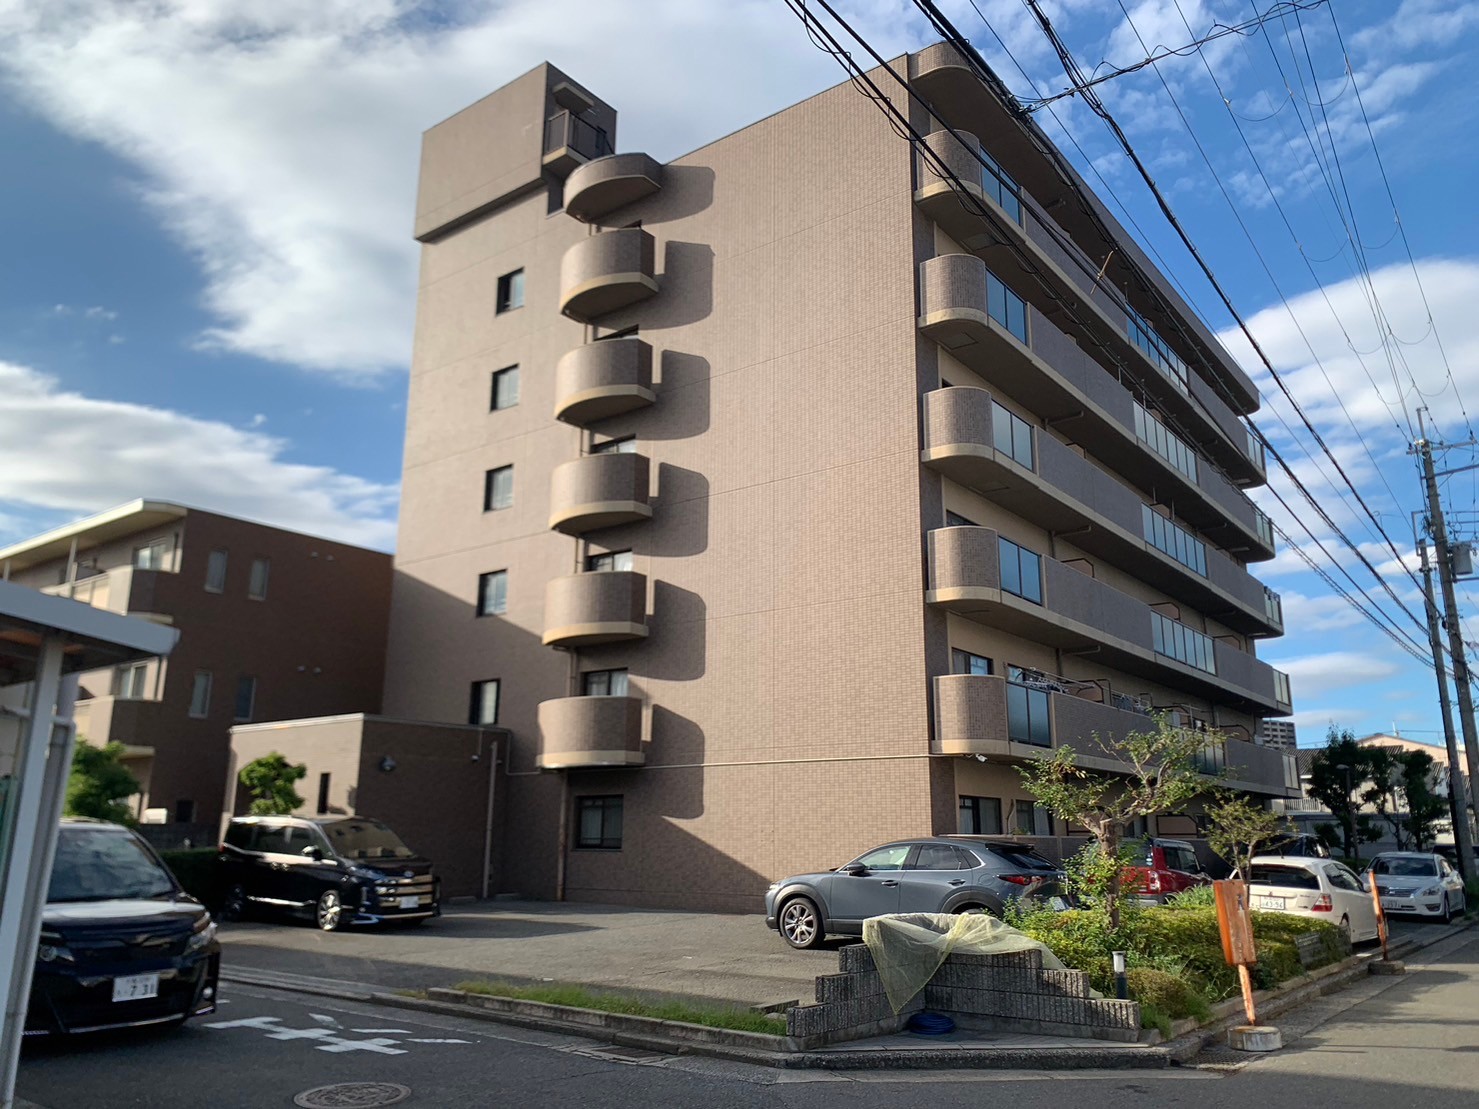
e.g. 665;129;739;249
220;899;836;1008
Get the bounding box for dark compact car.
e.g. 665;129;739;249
1262;833;1331;859
218;815;439;931
27;819;220;1036
765;838;1066;949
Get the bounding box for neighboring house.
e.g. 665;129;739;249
348;45;1296;913
0;500;392;837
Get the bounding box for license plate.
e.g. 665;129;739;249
1257;896;1285;910
112;973;159;1003
398;895;420;910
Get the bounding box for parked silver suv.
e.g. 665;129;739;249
764;838;1065;949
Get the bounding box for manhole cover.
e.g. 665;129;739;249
293;1082;412;1107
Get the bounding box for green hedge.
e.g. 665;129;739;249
160;848;220;907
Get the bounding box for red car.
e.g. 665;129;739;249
1125;838;1210;904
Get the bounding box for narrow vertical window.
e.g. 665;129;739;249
189;671;213;718
477;570;508;616
248;557;270;600
205;549;228;593
469;679;500;725
491;366;520;410
234;675;257;722
317;773;331;815
496;269;525;313
484;466;514;511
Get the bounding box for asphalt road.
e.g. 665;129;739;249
17;928;1479;1109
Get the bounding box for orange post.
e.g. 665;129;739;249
1368;869;1389;961
1214;879;1258;1025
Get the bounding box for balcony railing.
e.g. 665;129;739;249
40;567;165;616
543;110;611;176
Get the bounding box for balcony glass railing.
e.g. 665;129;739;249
1193;738;1227;776
1246;426;1266;473
1151;612;1216;674
1264;587;1283;628
986;269;1029;345
998;536;1044;604
991;400;1035;468
1253;508;1275;551
1006;670;1052;747
980;150;1022;224
1142;505;1208;576
1128;308;1190;395
1273;669;1292;705
1133;401;1199;483
544;111;612;161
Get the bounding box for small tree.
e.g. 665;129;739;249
239;752;307;815
1204;792;1286;883
65;740;140;824
1398;750;1446;850
1017;714;1210;929
1307;727;1377;858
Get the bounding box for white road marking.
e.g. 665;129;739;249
409;1038;472;1044
308;1013;341;1026
315;1037;407;1055
352;1028;413;1034
205;1017;285;1031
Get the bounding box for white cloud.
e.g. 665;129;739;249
0;360;396;549
1267;650;1401;699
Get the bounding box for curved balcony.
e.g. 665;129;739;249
553;338;656;425
548;452;652;535
537;694;644;769
559;228;658;323
543;570;648;647
563;153;663;223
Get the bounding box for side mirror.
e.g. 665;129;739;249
301;845;324;861
840;863;868;877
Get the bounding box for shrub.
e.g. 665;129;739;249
1126;967;1209;1021
160;848;219;907
1164;884;1215;909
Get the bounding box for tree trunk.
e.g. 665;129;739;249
1105;827;1122;932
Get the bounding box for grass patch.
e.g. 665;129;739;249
451;980;786;1036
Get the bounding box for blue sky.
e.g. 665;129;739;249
0;0;1476;747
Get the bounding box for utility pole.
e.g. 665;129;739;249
1416;527;1476;880
1414;409;1479;871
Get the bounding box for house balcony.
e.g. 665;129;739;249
926;525;1291;714
542;571;648;647
562;153;663;223
548;452;653;535
542;110;613;177
553;337;657;425
910;42;1261;419
921;386;1280;636
41;567;170;618
918;252;1273;559
536;695;644;770
932;674;1297;797
71;694;169;746
559;228;659;323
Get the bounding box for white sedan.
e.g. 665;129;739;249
1247;856;1380;943
1370;852;1467;921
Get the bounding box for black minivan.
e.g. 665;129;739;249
218;815;439;931
28;819;220;1035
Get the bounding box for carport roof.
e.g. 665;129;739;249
0;578;178;685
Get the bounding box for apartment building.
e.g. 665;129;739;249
1256;718;1298;751
0;500;392;834
386;46;1297;912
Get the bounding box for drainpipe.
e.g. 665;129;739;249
481;734;498;901
555;772;570;902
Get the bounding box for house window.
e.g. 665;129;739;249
959;795;1003;835
575;795;623;850
115;661;149;700
484;466;514;511
248;557;270;600
1013;801;1052;836
496;268;525;313
234;675;256;722
469;679;500;726
317;773;331;815
188;671;212;718
991;402;1035;469
477;570;508;616
205;549;228;593
591;436;636;455
595;325;639;341
491;366;520;411
998;537;1043;605
950;649;992;676
1006;667;1051;747
945;511;978;528
133;540;167;570
585;550;633;572
581;669;628;697
174;799;195;824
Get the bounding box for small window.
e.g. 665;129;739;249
576;796;623;850
1013;802;1052;836
205;549;228;593
491;366;520;411
484;466;514;511
496;269;525;313
585;550;634;572
133;540;167;571
950;649;992;676
115;661;149;700
944;511;978;527
174;800;195;824
959;795;1003;835
188;671;213;718
234;675;256;723
595;325;639;341
477;570;508;616
591;436;636;455
248;557;270;601
581;668;629;697
469;679;500;725
316;773;331;815
911;844;965;871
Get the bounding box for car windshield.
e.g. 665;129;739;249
1374;857;1437;878
1249;864;1319;890
47;827;175;903
320;819;414;860
986;845;1058;871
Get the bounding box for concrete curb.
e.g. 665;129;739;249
219;918;1474;1071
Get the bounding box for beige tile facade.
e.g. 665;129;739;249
388;52;1295;911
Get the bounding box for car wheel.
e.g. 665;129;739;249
953;903;994;917
316;890;346;932
220;884;247;922
1441;894;1451;924
779;896;823;949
